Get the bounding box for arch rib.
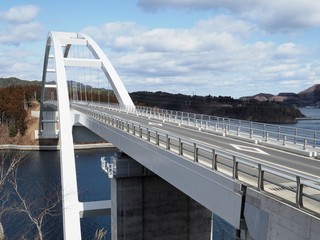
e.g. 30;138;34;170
50;31;81;239
78;33;135;109
39;31;136;239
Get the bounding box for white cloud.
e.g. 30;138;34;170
0;47;42;80
0;4;44;80
0;22;44;45
81;16;319;97
0;5;40;23
0;5;44;45
137;0;320;32
82;22;144;51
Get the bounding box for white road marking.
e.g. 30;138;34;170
148;122;163;126
151;127;169;134
230;144;269;155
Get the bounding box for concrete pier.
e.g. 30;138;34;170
110;156;212;240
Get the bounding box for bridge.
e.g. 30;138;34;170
39;31;320;240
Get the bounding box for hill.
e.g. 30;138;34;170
0;77;310;123
241;84;320;107
0;77;40;88
130;91;304;124
298;84;320;106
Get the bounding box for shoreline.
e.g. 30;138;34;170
0;142;116;151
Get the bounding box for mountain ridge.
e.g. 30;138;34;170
0;77;319;107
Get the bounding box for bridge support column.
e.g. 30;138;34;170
40;110;58;138
110;155;212;240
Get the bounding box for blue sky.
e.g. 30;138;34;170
1;0;320;98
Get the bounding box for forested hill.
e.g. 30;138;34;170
0;77;40;88
0;84;41;138
130;91;304;124
0;78;305;125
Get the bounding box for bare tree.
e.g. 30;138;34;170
94;228;107;240
0;150;26;188
0;150;62;240
0;150;26;239
9;172;62;240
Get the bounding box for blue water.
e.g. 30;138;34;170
2;148;114;240
292;108;320;131
2;148;237;239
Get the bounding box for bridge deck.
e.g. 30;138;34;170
72;103;320;217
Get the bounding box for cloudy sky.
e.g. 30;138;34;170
1;0;320;98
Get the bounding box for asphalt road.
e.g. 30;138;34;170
85;105;320;180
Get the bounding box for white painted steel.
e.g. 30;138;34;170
45;84;57;88
72;104;320;217
73;107;244;228
39;31;136;239
64;58;102;68
48;32;82;240
59;38;87;46
78;32;135;108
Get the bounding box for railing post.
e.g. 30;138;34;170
194;143;198;162
156;131;159;145
187;113;190;125
314;131;317;148
166;134;170;150
232;156;238;179
303;139;307;150
294;128;297;144
127;123;130;133
283;135;286;146
147;129;150;141
296;176;304;208
139;126;142;138
265;132;269;142
212;149;217;170
133;124;136;135
179;138;183;155
277;126;280;141
258;164;264;191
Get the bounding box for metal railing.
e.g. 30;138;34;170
72;103;320;216
79;102;320;153
134;106;320;151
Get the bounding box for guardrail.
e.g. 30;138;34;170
75;101;320;152
135;106;320;150
72;103;320;216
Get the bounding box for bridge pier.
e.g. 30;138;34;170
110;155;212;240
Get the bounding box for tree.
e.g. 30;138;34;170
9;173;61;240
0;150;26;239
0;150;62;240
94;228;107;240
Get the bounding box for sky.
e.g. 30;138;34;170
0;0;320;98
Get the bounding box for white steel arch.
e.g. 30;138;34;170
39;31;135;239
